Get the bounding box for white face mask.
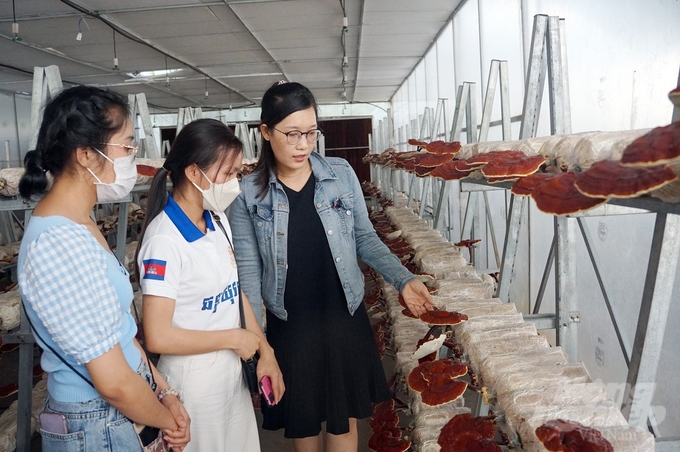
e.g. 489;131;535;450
87;150;137;202
192;169;241;212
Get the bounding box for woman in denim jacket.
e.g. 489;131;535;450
228;81;434;452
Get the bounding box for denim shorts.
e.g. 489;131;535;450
40;359;151;452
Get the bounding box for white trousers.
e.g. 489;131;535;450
158;349;260;452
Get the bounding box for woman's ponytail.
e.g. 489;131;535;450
19;150;49;199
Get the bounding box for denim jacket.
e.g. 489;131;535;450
227;151;415;325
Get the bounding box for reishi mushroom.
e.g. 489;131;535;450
367;428;411;452
535;419;614;452
510;172;562;196
480;153;547;178
425;140;462;155
429;160;474;180
620;122;680;166
420;374;468;406
454;238;482;258
530;172;607;215
574;159;677;198
419;309;469;326
407;358;468;392
438;413;499;452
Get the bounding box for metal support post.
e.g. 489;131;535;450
519;15;548;139
497;15;569;306
235;123;256;160
532;235;555;314
176;107;202;135
482;191;501;268
496;194;526;302
546;16;570;135
431;98;447;141
129;93;160;159
15;304;35;452
28;65;63;150
479;60;512;142
554;216;578;362
622;213;680;427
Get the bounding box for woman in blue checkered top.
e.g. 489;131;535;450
17;85;190;451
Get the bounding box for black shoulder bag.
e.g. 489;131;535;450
210;212;260;395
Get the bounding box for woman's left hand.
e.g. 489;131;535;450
401;279;436;317
161;395;191;451
257;348;285;405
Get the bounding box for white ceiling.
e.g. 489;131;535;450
0;0;462;111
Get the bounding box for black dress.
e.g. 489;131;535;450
262;174;391;438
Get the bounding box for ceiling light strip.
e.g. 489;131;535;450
59;0;257;106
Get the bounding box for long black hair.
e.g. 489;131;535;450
135;118;243;281
253;81;318;199
19;85;130;199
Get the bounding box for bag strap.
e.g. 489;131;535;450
22;293;157;391
210;212;247;330
21;300;95;388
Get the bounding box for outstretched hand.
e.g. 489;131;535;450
400;278;436;317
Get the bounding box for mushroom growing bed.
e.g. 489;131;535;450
365;199;655;451
364;120;680;215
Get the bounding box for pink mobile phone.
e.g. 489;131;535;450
39;412;68;434
259;376;275;406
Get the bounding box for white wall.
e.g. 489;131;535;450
385;0;680;438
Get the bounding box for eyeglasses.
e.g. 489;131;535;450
99;142;138;156
272;128;322;145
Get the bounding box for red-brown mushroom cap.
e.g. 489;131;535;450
430;160;474;180
407;359;468;392
535;419;614;452
454;239;482;248
373;399;395;415
465;150;527;166
394;151;420;161
419;310;468;325
413;164;437;177
367;428;411;452
426;140;462;155
438;413;496;445
421;376;467;406
531;172;607;215
137;164;159;177
620;122;680;166
401;308;419;319
455;159;486;172
408;138;429;147
412;152;456;167
574;159;677;198
369;408;400;432
481;154;547;178
511;172;562;196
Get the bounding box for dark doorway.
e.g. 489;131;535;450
318;117;372;183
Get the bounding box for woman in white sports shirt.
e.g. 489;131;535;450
136;119;284;451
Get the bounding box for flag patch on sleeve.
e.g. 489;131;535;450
143;259;167;281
